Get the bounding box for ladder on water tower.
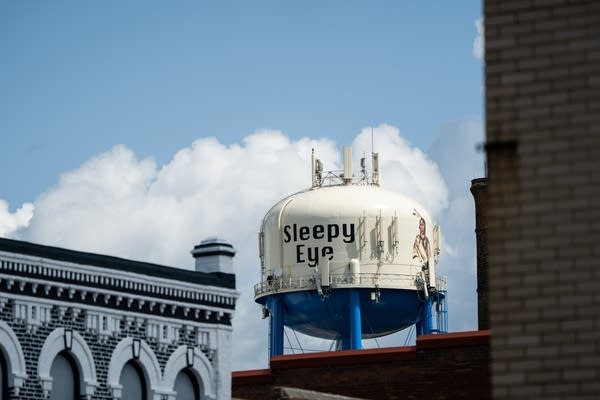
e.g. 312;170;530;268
433;289;448;333
432;276;448;334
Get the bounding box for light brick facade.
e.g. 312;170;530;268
0;238;237;400
484;0;600;398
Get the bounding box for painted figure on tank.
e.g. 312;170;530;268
412;214;431;268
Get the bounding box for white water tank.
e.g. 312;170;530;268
259;184;437;291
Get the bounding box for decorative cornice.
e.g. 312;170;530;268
0;251;237;309
0;237;235;289
0;274;235;326
2;292;233;350
0;258;237;308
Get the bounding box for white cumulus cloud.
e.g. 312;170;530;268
0;200;34;237
473;18;484;60
353;124;449;218
3;123;483;370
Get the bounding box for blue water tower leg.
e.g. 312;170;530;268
268;295;284;358
349;289;362;350
416;320;423;336
417;297;433;335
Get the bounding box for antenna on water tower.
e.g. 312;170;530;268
371;126;374;156
371;127;380;186
343;146;353;184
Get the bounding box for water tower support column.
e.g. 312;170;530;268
268;295;284;358
349;289;362;350
416;298;433;335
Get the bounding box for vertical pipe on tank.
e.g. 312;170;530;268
349;259;360;280
343;146;353;184
311;148;318;189
268;295;284;358
349;289;362;349
320;260;330;287
372;153;380;186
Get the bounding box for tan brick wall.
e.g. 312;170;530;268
485;0;600;398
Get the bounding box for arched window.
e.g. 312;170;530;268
119;361;147;400
0;321;27;397
49;352;80;400
38;328;97;399
1;352;7;400
174;368;200;400
163;345;214;400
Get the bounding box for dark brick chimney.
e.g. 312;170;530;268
470;177;489;330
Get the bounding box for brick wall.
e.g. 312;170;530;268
0;240;237;399
485;0;600;398
233;330;491;400
0;298;197;399
471;177;490;330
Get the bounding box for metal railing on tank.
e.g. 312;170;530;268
436;275;447;291
254;272;419;297
329;272;416;287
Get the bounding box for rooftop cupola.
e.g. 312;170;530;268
192;237;236;274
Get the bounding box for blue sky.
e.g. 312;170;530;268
1;1;482;206
1;2;485;369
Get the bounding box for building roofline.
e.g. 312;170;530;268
0;237;235;289
232;330;491;384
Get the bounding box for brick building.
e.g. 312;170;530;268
0;237;237;400
233;331;490;400
484;0;600;398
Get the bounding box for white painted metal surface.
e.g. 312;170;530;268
259;184;437;293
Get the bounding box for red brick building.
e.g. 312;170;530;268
233;331;490;400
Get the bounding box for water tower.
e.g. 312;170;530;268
255;147;447;358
